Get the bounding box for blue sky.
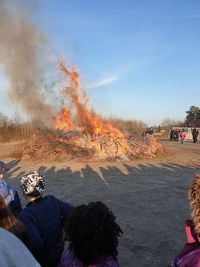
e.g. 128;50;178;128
1;0;200;125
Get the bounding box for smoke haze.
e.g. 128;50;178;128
0;0;53;125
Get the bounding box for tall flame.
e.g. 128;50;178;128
55;62;125;138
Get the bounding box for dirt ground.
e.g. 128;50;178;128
1;139;200;267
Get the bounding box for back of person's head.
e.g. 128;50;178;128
20;171;45;197
189;174;200;234
0;194;30;248
63;201;123;265
0;193;17;230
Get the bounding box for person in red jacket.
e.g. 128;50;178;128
179;130;186;144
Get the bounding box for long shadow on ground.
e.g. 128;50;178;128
6;160;200;267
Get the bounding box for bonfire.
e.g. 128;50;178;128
11;62;163;161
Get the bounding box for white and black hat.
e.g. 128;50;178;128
20;171;45;197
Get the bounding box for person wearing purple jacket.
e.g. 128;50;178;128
171;174;200;267
18;171;74;267
59;201;123;267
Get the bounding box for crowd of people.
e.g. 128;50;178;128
2;158;200;266
0;161;123;267
169;128;199;144
142;127;154;140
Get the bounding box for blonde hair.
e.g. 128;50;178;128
189;174;200;234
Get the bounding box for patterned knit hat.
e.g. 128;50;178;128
20;171;45;197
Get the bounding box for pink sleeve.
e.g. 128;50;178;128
185;225;196;243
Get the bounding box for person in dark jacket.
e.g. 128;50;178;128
192;128;199;143
18;171;74;267
0;161;22;216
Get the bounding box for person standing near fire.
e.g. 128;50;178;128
192;128;199;143
149;127;154;139
179;130;186;144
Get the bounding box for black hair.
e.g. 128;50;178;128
63;201;123;265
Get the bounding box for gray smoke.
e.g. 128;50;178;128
0;0;54;126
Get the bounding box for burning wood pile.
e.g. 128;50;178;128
11;131;163;161
10;62;163;161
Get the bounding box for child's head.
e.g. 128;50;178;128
0;161;8;180
189;174;200;234
63;201;123;265
20;171;45;199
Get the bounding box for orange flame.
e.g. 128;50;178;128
55;107;74;131
54;61;161;160
55;62;125;138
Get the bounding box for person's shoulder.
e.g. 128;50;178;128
60;250;83;267
44;195;74;212
43;195;63;206
19;207;29;217
0;228;40;267
97;256;119;267
43;194;57;202
175;247;200;267
19;204;36;218
44;194;55;199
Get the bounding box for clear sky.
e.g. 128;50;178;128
1;0;200;126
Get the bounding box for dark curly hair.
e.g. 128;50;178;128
63;201;123;265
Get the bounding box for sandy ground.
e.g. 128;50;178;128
1;139;200;267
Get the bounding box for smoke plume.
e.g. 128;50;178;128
0;0;53;126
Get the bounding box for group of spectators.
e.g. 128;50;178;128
0;161;122;267
3;158;200;266
142;127;154;140
169;128;199;144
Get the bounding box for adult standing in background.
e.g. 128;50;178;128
149;127;154;139
192;128;199;143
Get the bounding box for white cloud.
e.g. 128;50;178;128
87;75;119;89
